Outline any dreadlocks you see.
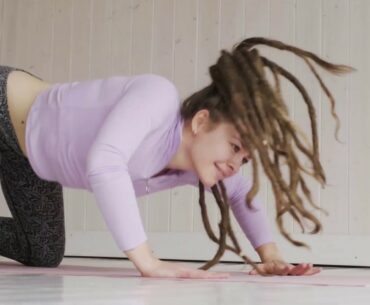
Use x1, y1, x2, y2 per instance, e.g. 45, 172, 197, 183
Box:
180, 37, 354, 275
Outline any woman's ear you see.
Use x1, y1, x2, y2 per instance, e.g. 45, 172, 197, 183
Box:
191, 109, 210, 135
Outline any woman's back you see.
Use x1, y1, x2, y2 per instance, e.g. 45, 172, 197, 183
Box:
24, 73, 182, 191
6, 70, 51, 158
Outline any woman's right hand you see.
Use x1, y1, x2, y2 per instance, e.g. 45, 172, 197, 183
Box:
125, 241, 230, 279
141, 258, 230, 279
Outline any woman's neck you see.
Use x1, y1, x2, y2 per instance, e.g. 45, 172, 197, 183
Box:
166, 119, 194, 172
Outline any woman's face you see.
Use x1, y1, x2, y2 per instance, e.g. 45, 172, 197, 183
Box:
189, 110, 250, 187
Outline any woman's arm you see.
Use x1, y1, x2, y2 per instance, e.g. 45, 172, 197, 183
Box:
216, 172, 321, 276
86, 75, 229, 279
125, 241, 230, 278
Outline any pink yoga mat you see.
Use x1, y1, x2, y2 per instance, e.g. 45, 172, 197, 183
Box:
0, 261, 369, 287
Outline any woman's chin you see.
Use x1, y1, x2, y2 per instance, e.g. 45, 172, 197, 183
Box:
201, 175, 219, 188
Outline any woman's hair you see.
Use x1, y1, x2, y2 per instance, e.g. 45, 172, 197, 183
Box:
180, 37, 354, 274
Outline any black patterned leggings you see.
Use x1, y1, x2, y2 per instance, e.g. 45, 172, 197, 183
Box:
0, 65, 65, 267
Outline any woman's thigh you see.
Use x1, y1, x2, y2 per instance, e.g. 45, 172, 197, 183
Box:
0, 148, 66, 266
0, 65, 65, 266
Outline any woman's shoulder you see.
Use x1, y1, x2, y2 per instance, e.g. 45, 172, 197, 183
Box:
124, 73, 181, 124
128, 73, 178, 94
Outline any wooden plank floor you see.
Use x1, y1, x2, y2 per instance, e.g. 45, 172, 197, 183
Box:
1, 256, 370, 304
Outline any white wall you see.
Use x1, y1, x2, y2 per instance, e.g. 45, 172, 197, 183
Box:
0, 0, 369, 266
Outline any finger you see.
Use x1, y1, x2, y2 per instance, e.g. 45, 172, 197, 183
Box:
288, 263, 309, 276
266, 261, 290, 276
300, 263, 316, 275
290, 264, 322, 276
248, 265, 265, 275
302, 266, 322, 276
276, 265, 291, 276
298, 263, 317, 275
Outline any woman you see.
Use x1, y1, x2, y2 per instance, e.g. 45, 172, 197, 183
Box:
0, 37, 352, 278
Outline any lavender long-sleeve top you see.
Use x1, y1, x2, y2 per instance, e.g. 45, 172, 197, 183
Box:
25, 73, 274, 252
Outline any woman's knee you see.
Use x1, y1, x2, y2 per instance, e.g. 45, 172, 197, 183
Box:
23, 242, 65, 268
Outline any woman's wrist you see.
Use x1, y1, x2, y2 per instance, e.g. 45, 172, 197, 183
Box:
124, 241, 159, 274
255, 242, 284, 263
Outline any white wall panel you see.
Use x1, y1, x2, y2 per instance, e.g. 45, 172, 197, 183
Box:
0, 0, 369, 266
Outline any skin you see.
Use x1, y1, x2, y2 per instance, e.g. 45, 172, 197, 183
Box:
165, 109, 250, 188
166, 109, 321, 276
6, 70, 52, 158
7, 72, 320, 276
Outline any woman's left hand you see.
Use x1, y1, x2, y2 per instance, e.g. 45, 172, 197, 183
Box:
248, 260, 322, 276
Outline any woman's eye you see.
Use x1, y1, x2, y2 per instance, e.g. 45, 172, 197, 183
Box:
231, 143, 240, 153
242, 158, 249, 164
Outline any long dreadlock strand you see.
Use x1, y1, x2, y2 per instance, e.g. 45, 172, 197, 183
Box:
179, 36, 353, 274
